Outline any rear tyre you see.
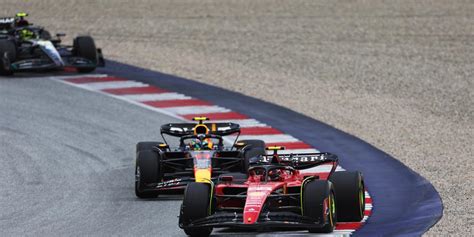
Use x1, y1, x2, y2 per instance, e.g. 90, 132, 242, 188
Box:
135, 150, 162, 198
73, 36, 97, 73
238, 139, 266, 172
179, 182, 213, 237
329, 171, 365, 221
303, 180, 336, 233
0, 40, 16, 76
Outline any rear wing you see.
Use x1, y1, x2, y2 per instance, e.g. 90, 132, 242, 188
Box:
0, 17, 14, 31
280, 152, 338, 169
265, 146, 338, 170
160, 122, 240, 137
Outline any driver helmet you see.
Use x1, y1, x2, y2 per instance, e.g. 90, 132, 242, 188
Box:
19, 28, 35, 40
189, 138, 213, 150
15, 12, 30, 27
268, 169, 283, 181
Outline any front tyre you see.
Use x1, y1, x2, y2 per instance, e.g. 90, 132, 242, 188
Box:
179, 182, 213, 237
0, 40, 16, 76
135, 150, 162, 198
303, 179, 337, 233
73, 36, 98, 73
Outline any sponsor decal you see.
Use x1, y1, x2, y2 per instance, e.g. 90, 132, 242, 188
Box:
156, 178, 182, 188
0, 18, 14, 23
279, 153, 328, 162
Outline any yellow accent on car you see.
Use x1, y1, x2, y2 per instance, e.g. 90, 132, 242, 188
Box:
193, 124, 209, 135
16, 12, 28, 17
266, 146, 285, 150
192, 117, 209, 124
328, 195, 335, 226
195, 169, 211, 183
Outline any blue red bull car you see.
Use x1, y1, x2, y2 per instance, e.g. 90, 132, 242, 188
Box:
135, 117, 266, 198
178, 147, 366, 236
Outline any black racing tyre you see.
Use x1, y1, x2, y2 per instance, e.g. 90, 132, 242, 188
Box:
329, 171, 365, 222
135, 150, 162, 198
73, 36, 97, 73
303, 179, 336, 233
179, 182, 213, 237
238, 139, 266, 172
0, 40, 16, 76
136, 141, 164, 153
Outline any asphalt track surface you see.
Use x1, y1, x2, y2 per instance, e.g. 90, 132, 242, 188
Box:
0, 78, 186, 236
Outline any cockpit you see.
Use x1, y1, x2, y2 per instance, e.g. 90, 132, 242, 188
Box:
248, 165, 296, 182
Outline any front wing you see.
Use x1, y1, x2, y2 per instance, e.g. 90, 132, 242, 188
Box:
10, 48, 105, 71
180, 211, 326, 229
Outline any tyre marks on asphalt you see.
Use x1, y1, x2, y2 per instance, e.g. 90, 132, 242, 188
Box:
53, 74, 373, 234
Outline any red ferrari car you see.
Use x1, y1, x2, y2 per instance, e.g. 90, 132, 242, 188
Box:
179, 147, 365, 236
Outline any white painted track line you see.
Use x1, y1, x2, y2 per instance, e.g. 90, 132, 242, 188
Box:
80, 81, 148, 90
122, 92, 191, 102
302, 165, 345, 173
162, 105, 231, 115
232, 134, 299, 143
211, 119, 267, 127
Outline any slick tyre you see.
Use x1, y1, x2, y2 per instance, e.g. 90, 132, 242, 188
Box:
238, 139, 266, 172
179, 182, 213, 237
303, 180, 336, 233
0, 40, 16, 76
135, 150, 162, 198
329, 171, 365, 221
73, 36, 97, 73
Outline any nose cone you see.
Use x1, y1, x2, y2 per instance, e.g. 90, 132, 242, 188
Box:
243, 184, 278, 225
243, 206, 260, 224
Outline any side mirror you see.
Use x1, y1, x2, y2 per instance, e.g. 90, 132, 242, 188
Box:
157, 143, 169, 150
234, 142, 246, 149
